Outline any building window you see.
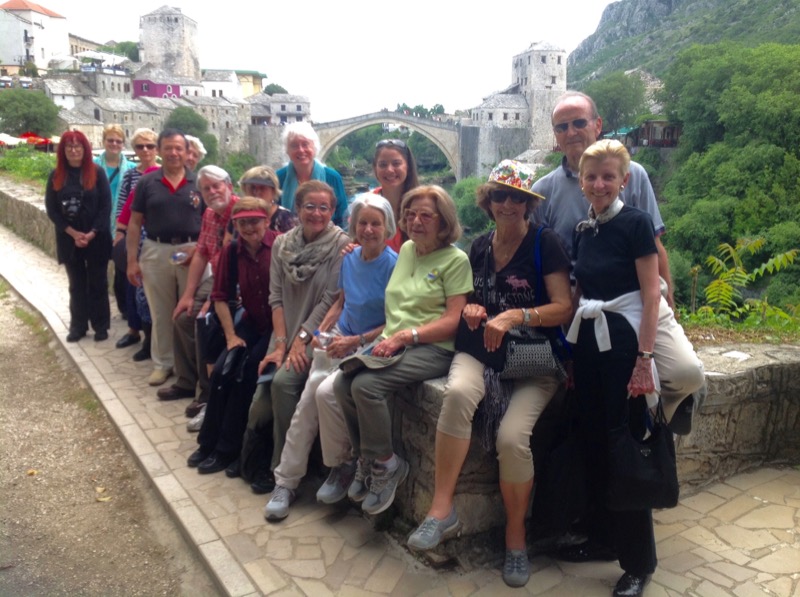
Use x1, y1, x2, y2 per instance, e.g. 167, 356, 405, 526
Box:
528, 56, 530, 65
296, 105, 301, 111
142, 83, 149, 92
212, 90, 216, 97
102, 81, 106, 91
280, 115, 287, 123
503, 113, 508, 121
167, 85, 172, 93
541, 55, 546, 64
515, 113, 520, 120
225, 121, 229, 128
94, 108, 101, 120
558, 56, 562, 65
219, 90, 223, 97
488, 113, 493, 121
124, 83, 130, 92
194, 90, 198, 96
551, 76, 556, 85
296, 116, 302, 122
524, 77, 528, 85
281, 104, 286, 111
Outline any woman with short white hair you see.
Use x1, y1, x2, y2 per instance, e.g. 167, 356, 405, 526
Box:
277, 122, 348, 228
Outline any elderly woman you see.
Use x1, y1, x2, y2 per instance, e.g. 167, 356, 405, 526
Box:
334, 185, 473, 516
264, 194, 398, 521
187, 197, 278, 474
277, 122, 348, 228
566, 140, 660, 597
371, 139, 419, 251
45, 131, 112, 342
239, 166, 297, 232
95, 124, 135, 316
407, 161, 572, 587
185, 135, 206, 171
114, 128, 159, 359
242, 180, 350, 494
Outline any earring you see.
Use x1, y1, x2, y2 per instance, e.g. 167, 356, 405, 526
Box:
620, 185, 625, 190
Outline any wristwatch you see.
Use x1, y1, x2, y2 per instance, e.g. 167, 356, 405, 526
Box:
359, 334, 367, 347
521, 308, 531, 324
298, 329, 311, 344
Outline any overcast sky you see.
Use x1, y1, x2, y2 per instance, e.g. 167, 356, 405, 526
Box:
47, 0, 615, 121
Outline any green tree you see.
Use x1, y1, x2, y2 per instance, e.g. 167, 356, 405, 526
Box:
0, 89, 59, 136
264, 83, 288, 95
164, 107, 208, 137
450, 177, 489, 235
583, 71, 646, 132
223, 152, 257, 189
98, 41, 139, 62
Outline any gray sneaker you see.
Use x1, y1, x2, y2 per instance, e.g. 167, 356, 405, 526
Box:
264, 485, 295, 522
407, 507, 461, 551
347, 458, 372, 503
317, 460, 356, 504
362, 456, 409, 515
186, 404, 206, 432
503, 549, 530, 588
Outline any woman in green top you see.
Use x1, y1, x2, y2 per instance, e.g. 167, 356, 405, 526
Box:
334, 185, 473, 516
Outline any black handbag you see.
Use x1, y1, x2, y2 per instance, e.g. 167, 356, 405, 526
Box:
606, 396, 679, 511
454, 226, 568, 381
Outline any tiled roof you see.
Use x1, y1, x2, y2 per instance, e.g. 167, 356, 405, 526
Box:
44, 78, 96, 97
58, 108, 98, 125
202, 70, 236, 82
139, 97, 191, 109
89, 98, 158, 114
134, 65, 201, 86
475, 93, 529, 110
247, 93, 309, 105
0, 0, 64, 18
183, 96, 237, 107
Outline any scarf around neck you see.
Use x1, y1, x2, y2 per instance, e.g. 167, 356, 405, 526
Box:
277, 221, 347, 284
280, 159, 328, 211
575, 197, 624, 236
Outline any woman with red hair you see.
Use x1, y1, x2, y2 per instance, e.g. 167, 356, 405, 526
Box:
45, 130, 113, 342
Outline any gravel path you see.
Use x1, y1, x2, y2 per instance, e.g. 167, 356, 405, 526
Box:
0, 281, 217, 596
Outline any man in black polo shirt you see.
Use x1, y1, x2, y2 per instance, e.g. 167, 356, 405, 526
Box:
126, 129, 204, 386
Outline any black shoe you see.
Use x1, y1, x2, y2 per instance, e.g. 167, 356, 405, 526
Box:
185, 399, 205, 418
156, 385, 195, 401
251, 470, 276, 494
132, 343, 151, 362
225, 458, 241, 478
115, 333, 141, 349
197, 451, 236, 475
66, 330, 86, 342
613, 573, 652, 597
668, 395, 695, 435
557, 541, 618, 563
187, 447, 211, 468
94, 330, 109, 342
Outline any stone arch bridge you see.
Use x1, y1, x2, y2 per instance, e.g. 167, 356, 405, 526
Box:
314, 112, 463, 178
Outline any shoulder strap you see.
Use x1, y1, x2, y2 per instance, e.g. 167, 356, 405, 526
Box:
228, 239, 239, 303
534, 225, 545, 306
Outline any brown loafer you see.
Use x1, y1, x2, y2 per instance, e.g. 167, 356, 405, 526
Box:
185, 398, 205, 418
156, 384, 195, 401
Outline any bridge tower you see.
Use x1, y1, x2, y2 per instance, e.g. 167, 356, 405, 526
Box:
139, 6, 201, 81
512, 41, 567, 152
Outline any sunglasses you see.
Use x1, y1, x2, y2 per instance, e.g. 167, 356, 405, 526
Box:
489, 190, 529, 204
135, 143, 157, 150
403, 209, 439, 224
553, 118, 590, 134
376, 139, 407, 150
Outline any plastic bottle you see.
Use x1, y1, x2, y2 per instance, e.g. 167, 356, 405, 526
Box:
314, 330, 333, 349
169, 251, 188, 265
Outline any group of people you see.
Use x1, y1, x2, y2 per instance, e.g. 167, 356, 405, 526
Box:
45, 94, 704, 596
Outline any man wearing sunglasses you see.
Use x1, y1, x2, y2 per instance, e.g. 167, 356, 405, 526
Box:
532, 92, 705, 564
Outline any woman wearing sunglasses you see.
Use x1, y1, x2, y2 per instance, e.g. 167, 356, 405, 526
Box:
407, 161, 572, 588
334, 185, 472, 516
113, 128, 160, 359
371, 139, 419, 251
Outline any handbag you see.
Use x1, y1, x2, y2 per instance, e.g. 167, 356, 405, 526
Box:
454, 226, 568, 381
606, 395, 679, 511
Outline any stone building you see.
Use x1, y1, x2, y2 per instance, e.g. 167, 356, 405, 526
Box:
183, 95, 250, 153
132, 64, 203, 99
72, 97, 160, 140
138, 6, 200, 82
202, 69, 241, 100
464, 41, 567, 176
43, 77, 96, 109
247, 93, 311, 125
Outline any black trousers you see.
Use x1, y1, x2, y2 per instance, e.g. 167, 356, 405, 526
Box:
572, 315, 657, 576
63, 248, 110, 334
198, 319, 269, 457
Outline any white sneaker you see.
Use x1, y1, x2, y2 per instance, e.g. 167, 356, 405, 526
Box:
316, 460, 356, 504
147, 367, 173, 386
264, 485, 295, 522
186, 404, 206, 432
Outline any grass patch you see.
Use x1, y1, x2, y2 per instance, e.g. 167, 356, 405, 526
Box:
13, 304, 50, 344
0, 278, 9, 299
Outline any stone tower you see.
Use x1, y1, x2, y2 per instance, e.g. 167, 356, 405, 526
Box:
139, 6, 200, 81
512, 41, 567, 152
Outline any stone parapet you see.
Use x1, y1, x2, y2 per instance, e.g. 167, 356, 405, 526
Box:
0, 179, 55, 259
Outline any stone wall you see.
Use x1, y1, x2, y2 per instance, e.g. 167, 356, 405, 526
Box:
0, 179, 55, 259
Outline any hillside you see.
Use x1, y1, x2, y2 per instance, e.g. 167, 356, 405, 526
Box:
568, 0, 800, 86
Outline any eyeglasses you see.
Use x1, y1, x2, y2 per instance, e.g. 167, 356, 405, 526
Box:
105, 138, 124, 145
302, 203, 331, 214
235, 217, 267, 227
489, 190, 528, 204
553, 118, 590, 134
403, 209, 439, 224
64, 144, 84, 152
135, 143, 157, 150
376, 139, 407, 150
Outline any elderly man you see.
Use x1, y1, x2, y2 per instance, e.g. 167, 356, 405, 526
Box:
156, 166, 239, 413
127, 129, 204, 386
532, 92, 704, 571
